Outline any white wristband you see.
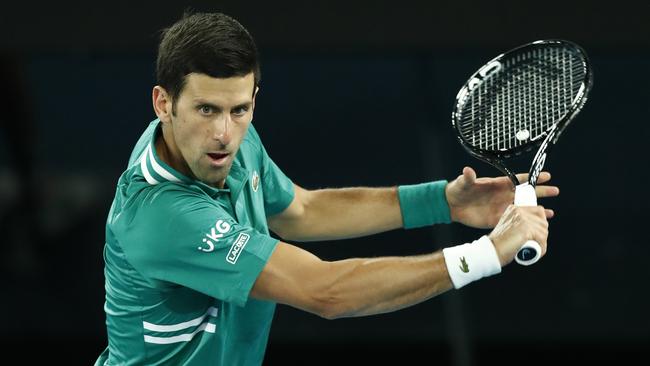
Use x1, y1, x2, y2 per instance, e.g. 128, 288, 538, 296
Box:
442, 236, 502, 289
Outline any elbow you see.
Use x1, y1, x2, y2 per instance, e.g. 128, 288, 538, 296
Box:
268, 211, 307, 243
268, 186, 313, 241
269, 226, 291, 241
271, 226, 303, 243
312, 301, 349, 320
314, 304, 346, 320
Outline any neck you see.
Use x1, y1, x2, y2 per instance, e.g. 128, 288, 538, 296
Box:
155, 124, 192, 178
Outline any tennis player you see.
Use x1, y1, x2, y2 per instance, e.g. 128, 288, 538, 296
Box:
94, 12, 558, 366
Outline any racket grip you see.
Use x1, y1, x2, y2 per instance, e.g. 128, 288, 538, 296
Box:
513, 183, 541, 266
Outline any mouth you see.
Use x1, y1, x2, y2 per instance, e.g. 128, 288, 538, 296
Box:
206, 152, 230, 166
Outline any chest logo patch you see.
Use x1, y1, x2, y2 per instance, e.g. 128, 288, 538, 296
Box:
198, 220, 231, 253
251, 170, 260, 192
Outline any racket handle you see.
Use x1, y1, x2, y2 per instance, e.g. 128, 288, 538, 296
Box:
513, 183, 542, 266
515, 240, 542, 266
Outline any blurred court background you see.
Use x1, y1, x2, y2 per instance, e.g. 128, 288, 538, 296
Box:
0, 1, 648, 364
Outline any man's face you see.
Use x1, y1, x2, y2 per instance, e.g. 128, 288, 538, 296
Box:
162, 72, 256, 188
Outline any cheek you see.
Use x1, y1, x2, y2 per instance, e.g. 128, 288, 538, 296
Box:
230, 123, 249, 147
236, 119, 251, 137
174, 120, 204, 156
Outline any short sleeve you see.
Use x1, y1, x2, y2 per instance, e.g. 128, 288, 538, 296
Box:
124, 185, 279, 307
247, 125, 295, 216
261, 149, 294, 216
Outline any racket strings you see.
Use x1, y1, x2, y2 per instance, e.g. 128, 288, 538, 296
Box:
458, 45, 586, 153
471, 50, 571, 147
465, 48, 579, 149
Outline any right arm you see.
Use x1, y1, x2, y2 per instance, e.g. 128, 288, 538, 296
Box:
251, 204, 549, 319
251, 242, 453, 319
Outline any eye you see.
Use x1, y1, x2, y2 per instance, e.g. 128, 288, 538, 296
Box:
198, 105, 214, 115
232, 106, 249, 116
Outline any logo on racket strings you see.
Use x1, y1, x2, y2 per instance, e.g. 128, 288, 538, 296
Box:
469, 60, 502, 90
456, 60, 502, 110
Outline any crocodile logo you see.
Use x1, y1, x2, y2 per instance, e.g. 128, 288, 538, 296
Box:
251, 171, 260, 192
459, 257, 469, 273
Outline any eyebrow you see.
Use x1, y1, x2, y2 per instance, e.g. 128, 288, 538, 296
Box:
193, 99, 252, 111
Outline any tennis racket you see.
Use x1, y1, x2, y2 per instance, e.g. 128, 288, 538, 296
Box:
452, 39, 593, 266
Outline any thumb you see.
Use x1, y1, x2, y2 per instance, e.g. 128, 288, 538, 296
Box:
461, 166, 477, 187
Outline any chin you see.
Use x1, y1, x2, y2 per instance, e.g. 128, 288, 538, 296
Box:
204, 173, 229, 188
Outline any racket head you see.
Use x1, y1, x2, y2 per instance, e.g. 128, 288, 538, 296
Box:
451, 40, 593, 178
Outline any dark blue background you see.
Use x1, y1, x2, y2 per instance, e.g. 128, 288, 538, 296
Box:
0, 1, 648, 364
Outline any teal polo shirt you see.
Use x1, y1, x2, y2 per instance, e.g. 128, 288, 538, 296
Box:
95, 119, 294, 365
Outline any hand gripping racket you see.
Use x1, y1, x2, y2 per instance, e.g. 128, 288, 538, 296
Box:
452, 39, 593, 266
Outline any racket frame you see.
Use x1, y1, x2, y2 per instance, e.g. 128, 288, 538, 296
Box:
451, 39, 593, 187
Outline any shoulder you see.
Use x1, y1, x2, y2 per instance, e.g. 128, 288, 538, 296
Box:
138, 182, 221, 217
112, 182, 235, 257
112, 181, 226, 235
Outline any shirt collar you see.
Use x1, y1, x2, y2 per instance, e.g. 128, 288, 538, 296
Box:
139, 121, 249, 196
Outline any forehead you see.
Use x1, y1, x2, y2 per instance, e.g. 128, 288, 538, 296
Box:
180, 73, 255, 104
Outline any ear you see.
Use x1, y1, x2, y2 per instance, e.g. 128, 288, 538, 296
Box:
252, 86, 259, 111
152, 86, 173, 124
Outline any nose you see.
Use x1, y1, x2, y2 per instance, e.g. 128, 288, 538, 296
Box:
212, 115, 232, 146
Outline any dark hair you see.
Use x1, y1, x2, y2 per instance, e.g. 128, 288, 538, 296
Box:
156, 12, 260, 111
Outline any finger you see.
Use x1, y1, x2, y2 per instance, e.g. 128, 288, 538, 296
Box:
514, 171, 552, 184
535, 185, 560, 198
519, 206, 547, 220
545, 208, 554, 219
462, 166, 476, 187
514, 172, 528, 184
536, 171, 552, 184
535, 205, 547, 219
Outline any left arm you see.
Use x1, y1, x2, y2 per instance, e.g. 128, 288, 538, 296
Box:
267, 184, 403, 242
268, 167, 560, 242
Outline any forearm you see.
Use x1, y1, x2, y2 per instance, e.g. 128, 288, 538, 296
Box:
278, 187, 403, 241
252, 240, 499, 319
320, 251, 453, 318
